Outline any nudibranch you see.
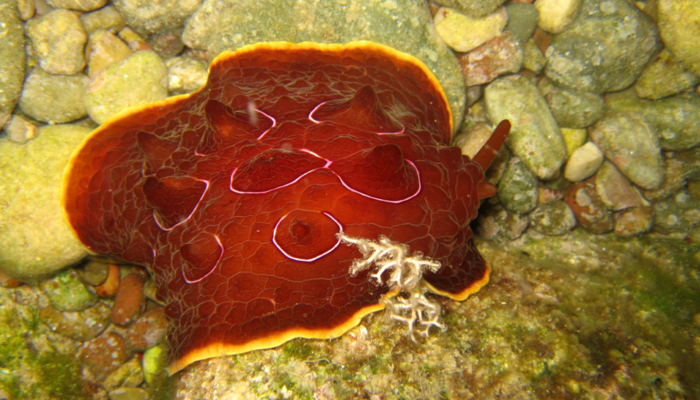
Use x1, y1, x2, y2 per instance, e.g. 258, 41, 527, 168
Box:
62, 41, 510, 373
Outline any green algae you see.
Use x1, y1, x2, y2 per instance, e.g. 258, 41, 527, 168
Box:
0, 290, 91, 400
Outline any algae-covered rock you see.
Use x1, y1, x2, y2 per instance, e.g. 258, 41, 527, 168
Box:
434, 0, 506, 17
504, 3, 538, 43
0, 0, 26, 130
485, 75, 567, 179
85, 50, 168, 125
0, 124, 91, 281
45, 0, 107, 11
497, 157, 539, 213
545, 0, 660, 94
182, 0, 466, 132
40, 269, 97, 312
18, 68, 88, 123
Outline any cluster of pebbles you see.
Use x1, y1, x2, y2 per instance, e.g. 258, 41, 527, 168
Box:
436, 0, 700, 241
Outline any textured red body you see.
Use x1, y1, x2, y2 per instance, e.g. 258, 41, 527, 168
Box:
63, 42, 506, 372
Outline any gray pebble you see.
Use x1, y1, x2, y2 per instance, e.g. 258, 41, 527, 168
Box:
113, 0, 202, 37
653, 189, 700, 234
18, 68, 88, 123
505, 3, 539, 42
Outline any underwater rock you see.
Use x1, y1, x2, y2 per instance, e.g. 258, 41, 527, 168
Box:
26, 9, 87, 75
497, 157, 539, 214
0, 124, 90, 281
0, 0, 25, 130
18, 68, 88, 123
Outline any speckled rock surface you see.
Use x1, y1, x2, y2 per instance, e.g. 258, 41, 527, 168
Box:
0, 124, 90, 281
658, 0, 700, 76
459, 31, 523, 87
595, 161, 645, 211
26, 9, 87, 75
564, 179, 613, 233
497, 157, 538, 213
485, 75, 567, 179
166, 57, 207, 94
182, 0, 466, 132
112, 0, 202, 38
544, 0, 660, 94
0, 0, 26, 130
18, 68, 88, 123
79, 331, 128, 380
589, 112, 665, 190
40, 269, 97, 312
529, 200, 576, 235
85, 50, 168, 124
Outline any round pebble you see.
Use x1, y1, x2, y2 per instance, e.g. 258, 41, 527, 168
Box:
26, 9, 87, 75
18, 68, 88, 123
529, 200, 577, 235
3, 115, 37, 144
79, 331, 128, 380
80, 5, 126, 34
504, 3, 538, 43
83, 260, 111, 286
111, 273, 146, 327
434, 0, 506, 17
564, 142, 604, 182
589, 112, 665, 190
523, 39, 546, 74
142, 344, 169, 386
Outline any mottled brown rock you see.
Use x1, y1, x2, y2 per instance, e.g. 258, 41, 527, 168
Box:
614, 206, 654, 236
79, 332, 128, 380
111, 273, 145, 326
564, 179, 613, 233
459, 31, 524, 87
118, 306, 168, 352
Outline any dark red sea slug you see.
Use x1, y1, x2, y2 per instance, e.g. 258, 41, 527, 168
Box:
62, 41, 510, 372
